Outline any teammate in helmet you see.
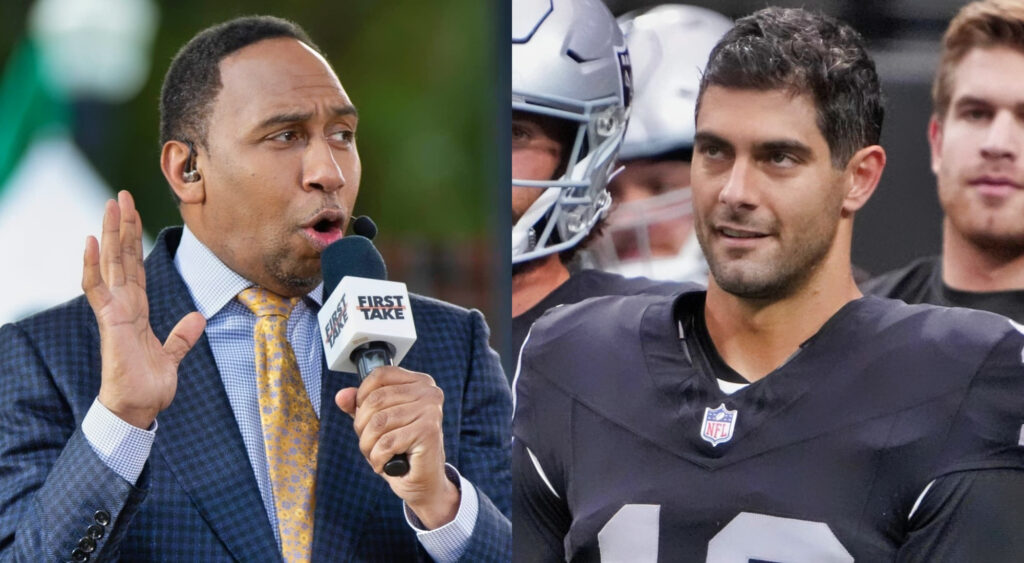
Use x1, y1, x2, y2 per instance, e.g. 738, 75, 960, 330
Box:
511, 0, 678, 366
590, 4, 732, 284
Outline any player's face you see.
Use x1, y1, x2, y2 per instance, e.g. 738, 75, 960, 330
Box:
692, 86, 846, 298
931, 46, 1024, 252
190, 37, 360, 297
607, 159, 693, 259
512, 111, 569, 222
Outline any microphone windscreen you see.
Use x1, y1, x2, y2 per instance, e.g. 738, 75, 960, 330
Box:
352, 215, 378, 240
321, 236, 387, 296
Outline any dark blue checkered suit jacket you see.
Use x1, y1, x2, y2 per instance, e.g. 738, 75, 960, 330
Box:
0, 228, 511, 562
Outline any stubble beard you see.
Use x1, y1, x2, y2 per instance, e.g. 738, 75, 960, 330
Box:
699, 214, 838, 301
265, 247, 322, 296
945, 196, 1024, 259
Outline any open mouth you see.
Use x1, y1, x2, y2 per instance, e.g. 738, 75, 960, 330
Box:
719, 227, 766, 239
312, 217, 341, 233
302, 209, 346, 250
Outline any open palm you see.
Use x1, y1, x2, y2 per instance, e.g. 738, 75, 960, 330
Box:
82, 191, 206, 428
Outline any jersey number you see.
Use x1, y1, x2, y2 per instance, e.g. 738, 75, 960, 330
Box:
598, 506, 854, 562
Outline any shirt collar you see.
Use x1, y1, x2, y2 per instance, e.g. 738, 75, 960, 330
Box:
173, 226, 323, 319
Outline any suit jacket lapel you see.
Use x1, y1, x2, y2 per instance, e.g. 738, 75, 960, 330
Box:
145, 228, 281, 562
311, 366, 390, 560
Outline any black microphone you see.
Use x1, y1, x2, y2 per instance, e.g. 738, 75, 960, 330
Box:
322, 235, 386, 295
319, 236, 414, 477
351, 215, 378, 240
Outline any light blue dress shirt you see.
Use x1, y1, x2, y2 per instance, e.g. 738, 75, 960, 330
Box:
81, 226, 477, 561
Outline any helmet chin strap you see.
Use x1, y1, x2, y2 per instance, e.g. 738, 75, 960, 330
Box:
608, 163, 626, 183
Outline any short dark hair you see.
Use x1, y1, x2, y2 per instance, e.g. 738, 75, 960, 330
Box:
159, 15, 320, 150
697, 7, 884, 168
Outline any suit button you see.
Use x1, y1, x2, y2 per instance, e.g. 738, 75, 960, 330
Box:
71, 547, 88, 562
93, 510, 110, 526
86, 524, 104, 540
78, 536, 96, 553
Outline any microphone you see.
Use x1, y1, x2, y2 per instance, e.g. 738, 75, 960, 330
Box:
351, 215, 378, 240
318, 235, 417, 476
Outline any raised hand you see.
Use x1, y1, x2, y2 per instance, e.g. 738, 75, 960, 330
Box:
82, 191, 206, 428
335, 366, 461, 529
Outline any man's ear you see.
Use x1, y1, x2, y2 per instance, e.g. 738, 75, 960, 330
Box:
927, 114, 944, 177
160, 140, 205, 204
841, 144, 887, 214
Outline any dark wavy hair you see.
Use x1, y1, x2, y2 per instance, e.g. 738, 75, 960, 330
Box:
697, 7, 884, 168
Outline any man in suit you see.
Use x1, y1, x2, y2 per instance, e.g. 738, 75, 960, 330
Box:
0, 16, 510, 562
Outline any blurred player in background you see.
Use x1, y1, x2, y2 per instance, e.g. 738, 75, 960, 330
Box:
590, 4, 732, 284
863, 0, 1024, 322
511, 0, 677, 361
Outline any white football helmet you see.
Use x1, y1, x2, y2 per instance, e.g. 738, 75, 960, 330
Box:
512, 0, 631, 264
592, 4, 732, 282
618, 4, 733, 160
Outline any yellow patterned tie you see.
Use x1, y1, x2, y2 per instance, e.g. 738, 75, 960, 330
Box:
237, 288, 318, 563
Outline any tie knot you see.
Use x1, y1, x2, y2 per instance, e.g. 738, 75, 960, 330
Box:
237, 287, 300, 318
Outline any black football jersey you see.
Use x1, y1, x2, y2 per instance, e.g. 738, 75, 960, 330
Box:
513, 290, 1024, 561
509, 269, 681, 381
862, 256, 1024, 323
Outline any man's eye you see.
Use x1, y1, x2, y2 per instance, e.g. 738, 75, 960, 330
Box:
512, 125, 531, 142
963, 108, 991, 121
768, 152, 797, 167
699, 145, 724, 159
329, 130, 355, 143
272, 130, 300, 142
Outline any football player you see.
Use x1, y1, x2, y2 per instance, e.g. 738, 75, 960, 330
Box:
510, 0, 678, 364
589, 5, 732, 284
863, 0, 1024, 323
513, 6, 1024, 560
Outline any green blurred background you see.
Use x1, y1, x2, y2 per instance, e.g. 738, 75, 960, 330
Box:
0, 0, 506, 348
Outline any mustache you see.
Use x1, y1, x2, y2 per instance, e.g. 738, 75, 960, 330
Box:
703, 208, 776, 234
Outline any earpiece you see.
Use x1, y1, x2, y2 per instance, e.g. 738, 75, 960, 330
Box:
182, 140, 201, 183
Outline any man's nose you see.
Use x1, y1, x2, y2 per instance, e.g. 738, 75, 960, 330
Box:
303, 138, 346, 192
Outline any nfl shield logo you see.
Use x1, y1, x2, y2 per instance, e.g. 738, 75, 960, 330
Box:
701, 403, 738, 446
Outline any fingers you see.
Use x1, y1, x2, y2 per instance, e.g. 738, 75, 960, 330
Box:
85, 191, 148, 316
82, 235, 111, 312
119, 191, 141, 285
336, 388, 358, 417
99, 198, 123, 287
356, 401, 431, 462
134, 206, 147, 291
353, 380, 442, 436
356, 366, 436, 408
348, 369, 445, 475
164, 311, 207, 365
117, 191, 146, 290
97, 190, 146, 290
364, 420, 431, 474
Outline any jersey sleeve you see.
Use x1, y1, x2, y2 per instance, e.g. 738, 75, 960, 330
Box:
512, 326, 573, 562
897, 468, 1024, 561
934, 325, 1024, 476
512, 439, 571, 562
